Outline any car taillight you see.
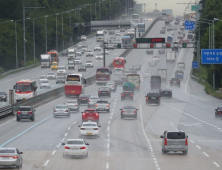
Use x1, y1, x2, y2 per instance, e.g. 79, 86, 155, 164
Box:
130, 94, 133, 97
133, 111, 137, 113
88, 100, 91, 102
17, 111, 21, 114
54, 109, 57, 112
121, 111, 124, 113
94, 128, 98, 130
121, 94, 125, 97
79, 98, 82, 100
96, 113, 99, 117
81, 128, 85, 130
12, 156, 18, 159
107, 91, 110, 93
98, 91, 101, 94
170, 81, 172, 83
75, 104, 78, 106
95, 104, 98, 107
218, 111, 221, 114
158, 97, 161, 100
178, 81, 180, 83
185, 138, 188, 145
64, 146, 70, 149
82, 113, 85, 117
80, 146, 86, 149
65, 109, 68, 112
164, 138, 167, 145
146, 97, 149, 100
107, 104, 109, 107
28, 111, 33, 114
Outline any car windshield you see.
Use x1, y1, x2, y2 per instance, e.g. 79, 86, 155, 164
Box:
19, 107, 31, 111
0, 149, 15, 153
171, 78, 179, 81
82, 123, 97, 127
0, 92, 5, 95
123, 106, 134, 109
55, 105, 67, 109
67, 140, 84, 145
40, 76, 47, 79
97, 100, 108, 104
167, 132, 185, 139
57, 77, 65, 79
90, 96, 99, 100
58, 66, 65, 69
75, 57, 81, 60
86, 61, 92, 63
148, 93, 160, 97
48, 73, 54, 75
78, 65, 85, 68
100, 87, 110, 90
67, 101, 76, 103
41, 80, 49, 83
87, 51, 92, 53
85, 110, 96, 113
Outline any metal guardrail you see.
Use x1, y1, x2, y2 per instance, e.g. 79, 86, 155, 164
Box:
0, 18, 161, 119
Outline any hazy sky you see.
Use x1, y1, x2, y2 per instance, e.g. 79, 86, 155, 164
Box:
136, 0, 198, 16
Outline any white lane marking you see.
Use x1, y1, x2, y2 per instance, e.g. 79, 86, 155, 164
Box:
52, 150, 56, 155
140, 104, 160, 170
107, 143, 110, 148
203, 152, 209, 157
107, 133, 110, 138
0, 118, 16, 127
61, 138, 64, 142
107, 126, 109, 131
68, 127, 71, 130
213, 162, 220, 167
44, 160, 50, 166
196, 145, 201, 149
73, 121, 76, 124
64, 133, 68, 137
175, 128, 178, 131
56, 143, 61, 147
170, 123, 174, 126
107, 151, 110, 156
108, 121, 111, 124
106, 162, 109, 169
190, 140, 194, 143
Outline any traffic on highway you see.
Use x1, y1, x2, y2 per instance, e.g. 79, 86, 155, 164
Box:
0, 10, 222, 170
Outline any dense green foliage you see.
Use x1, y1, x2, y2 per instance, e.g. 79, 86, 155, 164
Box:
198, 0, 222, 89
0, 0, 133, 71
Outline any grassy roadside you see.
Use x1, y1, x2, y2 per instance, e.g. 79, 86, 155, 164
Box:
192, 65, 222, 99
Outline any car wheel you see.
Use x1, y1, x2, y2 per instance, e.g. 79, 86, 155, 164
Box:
135, 115, 137, 119
54, 114, 56, 118
30, 117, 34, 121
85, 152, 88, 157
162, 149, 166, 154
68, 114, 70, 117
109, 95, 111, 98
183, 151, 188, 155
131, 97, 133, 101
107, 109, 110, 113
16, 165, 20, 169
16, 117, 20, 121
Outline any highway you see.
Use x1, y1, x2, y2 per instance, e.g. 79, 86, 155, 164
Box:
0, 18, 222, 170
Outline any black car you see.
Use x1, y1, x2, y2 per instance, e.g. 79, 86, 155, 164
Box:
56, 76, 66, 84
159, 89, 172, 98
121, 91, 133, 101
0, 92, 7, 102
77, 94, 90, 105
170, 78, 180, 87
78, 65, 86, 72
16, 106, 35, 121
215, 107, 222, 118
172, 47, 178, 52
98, 86, 111, 97
145, 92, 161, 105
132, 64, 141, 71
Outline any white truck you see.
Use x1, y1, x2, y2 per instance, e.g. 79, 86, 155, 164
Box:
96, 30, 104, 42
40, 54, 51, 68
158, 69, 167, 82
67, 48, 75, 60
166, 51, 176, 62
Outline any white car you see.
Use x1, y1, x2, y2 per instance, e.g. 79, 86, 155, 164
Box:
79, 121, 101, 137
95, 54, 103, 60
62, 139, 89, 157
57, 66, 66, 75
86, 51, 93, 57
47, 72, 56, 79
81, 45, 88, 51
94, 46, 101, 51
74, 57, 82, 64
81, 35, 86, 41
102, 49, 109, 55
76, 50, 82, 56
143, 70, 152, 78
85, 61, 93, 67
77, 44, 82, 49
113, 68, 124, 74
149, 60, 157, 66
106, 82, 117, 92
66, 100, 79, 112
152, 56, 160, 62
40, 79, 51, 89
115, 32, 120, 36
39, 75, 47, 84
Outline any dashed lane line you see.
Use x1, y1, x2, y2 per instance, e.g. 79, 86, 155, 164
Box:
52, 150, 56, 155
196, 145, 201, 149
43, 160, 50, 166
213, 162, 220, 168
203, 152, 209, 157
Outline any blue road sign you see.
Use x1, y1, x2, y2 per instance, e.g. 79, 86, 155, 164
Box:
201, 49, 222, 64
192, 61, 199, 69
185, 20, 195, 30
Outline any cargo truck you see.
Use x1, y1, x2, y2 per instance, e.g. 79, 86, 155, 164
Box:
40, 54, 51, 68
126, 74, 140, 90
158, 69, 167, 82
150, 76, 161, 90
67, 48, 75, 60
166, 51, 176, 62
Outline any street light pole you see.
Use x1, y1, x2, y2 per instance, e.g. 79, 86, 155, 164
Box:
56, 13, 59, 51
45, 15, 48, 53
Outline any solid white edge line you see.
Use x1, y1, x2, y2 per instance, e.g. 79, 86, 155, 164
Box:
203, 152, 209, 157
44, 160, 50, 166
213, 162, 220, 167
106, 162, 109, 169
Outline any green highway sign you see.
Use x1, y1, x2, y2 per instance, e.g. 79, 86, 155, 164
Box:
191, 5, 198, 11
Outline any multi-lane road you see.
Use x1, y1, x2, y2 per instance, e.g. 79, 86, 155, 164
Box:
0, 18, 222, 170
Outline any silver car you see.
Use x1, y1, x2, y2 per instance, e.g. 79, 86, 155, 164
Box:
74, 57, 82, 64
47, 72, 56, 79
0, 148, 23, 168
39, 75, 47, 84
88, 96, 100, 108
57, 66, 66, 75
66, 100, 79, 112
120, 106, 138, 119
53, 104, 70, 117
106, 82, 117, 92
160, 131, 188, 155
40, 79, 51, 89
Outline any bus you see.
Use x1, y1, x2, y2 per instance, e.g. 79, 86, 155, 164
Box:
14, 79, 37, 102
96, 67, 112, 84
138, 23, 145, 32
113, 57, 126, 74
122, 36, 133, 48
167, 35, 173, 43
96, 30, 104, 42
65, 74, 85, 97
132, 14, 139, 22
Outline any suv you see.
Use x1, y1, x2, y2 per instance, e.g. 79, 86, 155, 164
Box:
16, 106, 36, 121
159, 89, 172, 98
86, 51, 93, 57
95, 100, 110, 113
170, 78, 180, 87
82, 109, 99, 124
78, 94, 90, 105
68, 61, 75, 70
145, 92, 161, 105
160, 131, 188, 155
121, 91, 133, 101
98, 86, 111, 98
